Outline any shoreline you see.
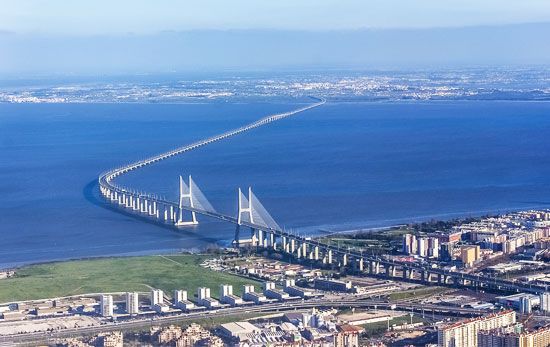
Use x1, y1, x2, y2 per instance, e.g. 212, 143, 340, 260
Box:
2, 204, 547, 271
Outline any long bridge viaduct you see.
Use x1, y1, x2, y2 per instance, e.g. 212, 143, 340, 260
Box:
98, 99, 548, 296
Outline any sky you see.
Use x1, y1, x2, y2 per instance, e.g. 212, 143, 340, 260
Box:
1, 1, 550, 74
3, 0, 550, 34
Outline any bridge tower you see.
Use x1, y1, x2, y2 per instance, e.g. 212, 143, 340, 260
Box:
234, 187, 254, 248
237, 187, 254, 225
176, 175, 198, 226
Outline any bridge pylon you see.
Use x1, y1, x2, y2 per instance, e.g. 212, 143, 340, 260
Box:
237, 187, 254, 225
234, 187, 254, 248
175, 175, 198, 226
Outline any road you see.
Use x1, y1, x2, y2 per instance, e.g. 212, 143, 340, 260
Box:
0, 296, 485, 344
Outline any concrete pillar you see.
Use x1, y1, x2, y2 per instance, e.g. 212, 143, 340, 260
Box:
313, 246, 320, 261
290, 239, 296, 253
169, 206, 175, 222
342, 253, 348, 267
251, 229, 258, 247
257, 229, 264, 247
269, 233, 276, 249
327, 249, 333, 264
358, 258, 364, 272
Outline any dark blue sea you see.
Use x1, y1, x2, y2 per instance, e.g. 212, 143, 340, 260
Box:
1, 100, 550, 267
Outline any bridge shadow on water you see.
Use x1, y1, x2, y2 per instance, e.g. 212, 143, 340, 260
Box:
82, 179, 222, 245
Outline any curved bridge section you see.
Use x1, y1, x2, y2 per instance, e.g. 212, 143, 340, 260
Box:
98, 98, 325, 226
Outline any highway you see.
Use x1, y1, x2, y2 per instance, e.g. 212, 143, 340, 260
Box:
0, 296, 485, 344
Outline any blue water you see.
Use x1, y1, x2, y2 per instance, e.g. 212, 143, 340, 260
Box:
1, 100, 549, 267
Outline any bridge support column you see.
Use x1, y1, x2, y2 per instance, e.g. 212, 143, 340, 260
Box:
257, 229, 264, 247
313, 246, 320, 261
358, 258, 364, 272
282, 236, 289, 253
289, 239, 296, 253
327, 249, 333, 264
169, 206, 175, 222
370, 261, 380, 275
269, 233, 276, 250
250, 229, 258, 247
342, 254, 348, 267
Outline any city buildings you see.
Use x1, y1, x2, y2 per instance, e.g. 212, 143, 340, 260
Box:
197, 287, 219, 309
460, 245, 480, 267
283, 279, 315, 298
541, 292, 550, 313
174, 289, 195, 310
99, 295, 113, 317
151, 289, 164, 306
335, 324, 364, 347
314, 278, 353, 292
219, 284, 243, 306
242, 284, 267, 304
125, 292, 139, 315
477, 325, 550, 347
402, 234, 441, 259
438, 310, 516, 347
263, 281, 290, 301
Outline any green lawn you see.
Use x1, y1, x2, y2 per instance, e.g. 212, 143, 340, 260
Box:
0, 254, 260, 303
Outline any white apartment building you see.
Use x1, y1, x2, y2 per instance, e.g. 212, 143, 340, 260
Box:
100, 294, 113, 317
438, 310, 516, 347
126, 292, 139, 314
151, 289, 164, 306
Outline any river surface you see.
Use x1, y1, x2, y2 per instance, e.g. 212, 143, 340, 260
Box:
1, 100, 549, 267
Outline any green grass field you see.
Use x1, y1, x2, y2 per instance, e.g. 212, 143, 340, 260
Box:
0, 254, 260, 303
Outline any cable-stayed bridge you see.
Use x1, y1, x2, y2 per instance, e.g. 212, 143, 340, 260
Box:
98, 98, 548, 296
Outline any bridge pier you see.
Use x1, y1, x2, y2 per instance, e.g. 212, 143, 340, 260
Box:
357, 258, 364, 272
269, 232, 276, 249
